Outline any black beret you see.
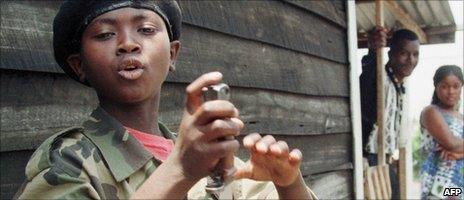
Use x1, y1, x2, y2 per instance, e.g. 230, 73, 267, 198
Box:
53, 0, 182, 84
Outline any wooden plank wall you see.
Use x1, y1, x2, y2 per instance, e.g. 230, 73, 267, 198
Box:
0, 1, 351, 199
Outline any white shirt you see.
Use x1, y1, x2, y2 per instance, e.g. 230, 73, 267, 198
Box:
365, 66, 405, 154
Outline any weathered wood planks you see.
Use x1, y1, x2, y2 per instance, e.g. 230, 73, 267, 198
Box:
307, 169, 353, 199
1, 71, 350, 151
282, 0, 347, 28
173, 25, 349, 97
179, 0, 347, 63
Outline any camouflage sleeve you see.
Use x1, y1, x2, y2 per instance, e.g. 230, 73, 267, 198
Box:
16, 129, 102, 199
187, 157, 318, 199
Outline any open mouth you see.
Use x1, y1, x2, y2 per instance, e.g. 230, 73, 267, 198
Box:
118, 59, 145, 80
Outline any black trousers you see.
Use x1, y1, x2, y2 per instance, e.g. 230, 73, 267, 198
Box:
365, 153, 400, 199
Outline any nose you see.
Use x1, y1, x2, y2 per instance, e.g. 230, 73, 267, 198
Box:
409, 54, 415, 62
449, 87, 458, 95
408, 54, 417, 66
117, 32, 141, 55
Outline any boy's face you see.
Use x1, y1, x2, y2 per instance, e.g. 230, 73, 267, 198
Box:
68, 8, 180, 104
388, 39, 420, 80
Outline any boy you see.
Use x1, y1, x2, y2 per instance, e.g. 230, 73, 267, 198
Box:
15, 1, 315, 199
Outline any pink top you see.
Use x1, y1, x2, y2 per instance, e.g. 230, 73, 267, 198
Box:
124, 126, 174, 162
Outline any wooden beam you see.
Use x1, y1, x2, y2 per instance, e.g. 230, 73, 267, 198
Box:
384, 1, 428, 43
355, 0, 374, 5
423, 24, 456, 35
375, 0, 386, 166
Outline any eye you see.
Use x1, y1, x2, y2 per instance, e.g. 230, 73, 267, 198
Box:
94, 32, 115, 40
138, 27, 156, 35
399, 51, 408, 57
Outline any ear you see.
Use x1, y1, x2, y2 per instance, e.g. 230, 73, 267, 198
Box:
169, 41, 181, 71
66, 54, 86, 83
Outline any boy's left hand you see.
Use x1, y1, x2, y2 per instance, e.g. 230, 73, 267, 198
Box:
234, 133, 303, 187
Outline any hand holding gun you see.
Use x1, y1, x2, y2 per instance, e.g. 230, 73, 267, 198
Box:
203, 83, 236, 198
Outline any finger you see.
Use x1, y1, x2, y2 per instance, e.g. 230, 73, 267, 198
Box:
444, 152, 450, 160
379, 28, 388, 35
373, 40, 385, 48
386, 29, 393, 38
194, 100, 238, 125
185, 72, 223, 114
207, 139, 240, 159
243, 133, 262, 150
374, 26, 388, 35
200, 118, 244, 141
371, 26, 386, 36
223, 166, 237, 183
269, 141, 289, 157
375, 35, 387, 47
377, 30, 387, 38
289, 149, 303, 166
372, 26, 383, 33
370, 34, 386, 49
447, 152, 457, 160
255, 135, 277, 154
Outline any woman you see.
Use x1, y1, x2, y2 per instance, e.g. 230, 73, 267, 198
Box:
420, 65, 464, 199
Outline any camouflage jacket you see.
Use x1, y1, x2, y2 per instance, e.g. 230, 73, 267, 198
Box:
16, 107, 316, 199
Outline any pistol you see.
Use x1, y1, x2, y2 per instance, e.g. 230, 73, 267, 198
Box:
203, 83, 235, 195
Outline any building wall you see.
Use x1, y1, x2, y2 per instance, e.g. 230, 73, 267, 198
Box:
0, 1, 352, 198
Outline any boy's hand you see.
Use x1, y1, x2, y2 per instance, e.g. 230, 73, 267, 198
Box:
234, 133, 303, 187
368, 26, 389, 51
168, 72, 244, 181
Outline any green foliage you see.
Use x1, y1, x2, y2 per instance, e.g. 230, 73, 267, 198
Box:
412, 127, 424, 181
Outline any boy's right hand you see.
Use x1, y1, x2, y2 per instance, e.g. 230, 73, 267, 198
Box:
168, 72, 244, 181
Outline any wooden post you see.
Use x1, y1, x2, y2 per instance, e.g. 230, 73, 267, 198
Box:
399, 81, 412, 199
399, 147, 407, 199
375, 0, 385, 166
347, 1, 365, 198
375, 1, 391, 199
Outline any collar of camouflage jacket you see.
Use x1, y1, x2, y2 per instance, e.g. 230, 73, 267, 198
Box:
81, 107, 177, 182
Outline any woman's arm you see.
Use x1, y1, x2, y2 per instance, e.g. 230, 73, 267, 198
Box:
438, 146, 464, 160
421, 106, 464, 153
